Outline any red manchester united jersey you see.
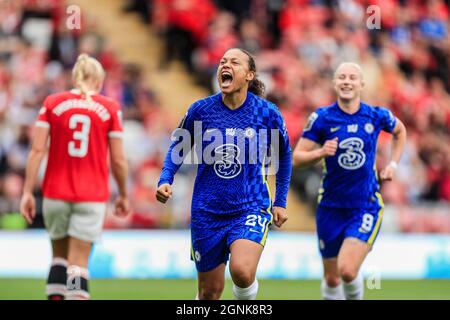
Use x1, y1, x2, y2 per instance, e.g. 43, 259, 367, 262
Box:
36, 89, 123, 202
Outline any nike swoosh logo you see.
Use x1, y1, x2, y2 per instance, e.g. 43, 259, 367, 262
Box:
249, 229, 260, 233
330, 126, 340, 132
205, 129, 217, 133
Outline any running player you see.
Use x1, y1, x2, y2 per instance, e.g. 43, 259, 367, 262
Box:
20, 54, 130, 300
293, 62, 407, 300
156, 48, 292, 300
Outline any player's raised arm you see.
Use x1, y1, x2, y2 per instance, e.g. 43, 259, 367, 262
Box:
380, 118, 407, 181
20, 125, 49, 224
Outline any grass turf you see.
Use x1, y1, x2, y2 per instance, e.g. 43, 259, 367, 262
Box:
0, 279, 449, 300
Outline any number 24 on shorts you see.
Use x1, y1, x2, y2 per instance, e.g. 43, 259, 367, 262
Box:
245, 214, 268, 233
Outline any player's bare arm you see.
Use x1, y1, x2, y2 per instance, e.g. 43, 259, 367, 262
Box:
293, 137, 338, 169
20, 126, 49, 224
380, 118, 407, 181
109, 137, 131, 217
156, 183, 173, 204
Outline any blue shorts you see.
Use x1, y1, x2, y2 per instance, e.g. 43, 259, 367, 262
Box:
190, 209, 273, 272
316, 205, 384, 259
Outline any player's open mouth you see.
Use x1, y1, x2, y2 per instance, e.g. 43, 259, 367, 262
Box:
221, 72, 233, 88
341, 87, 352, 92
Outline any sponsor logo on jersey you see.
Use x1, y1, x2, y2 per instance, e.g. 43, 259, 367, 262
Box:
170, 124, 283, 173
226, 128, 237, 136
347, 124, 358, 133
214, 144, 242, 179
338, 137, 366, 170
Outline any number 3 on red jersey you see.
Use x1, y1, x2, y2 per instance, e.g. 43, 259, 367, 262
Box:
68, 114, 91, 158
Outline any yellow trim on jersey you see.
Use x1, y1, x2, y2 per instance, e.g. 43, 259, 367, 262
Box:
190, 233, 195, 261
260, 207, 273, 246
260, 156, 274, 246
368, 192, 384, 245
261, 156, 273, 210
374, 162, 380, 182
317, 161, 327, 204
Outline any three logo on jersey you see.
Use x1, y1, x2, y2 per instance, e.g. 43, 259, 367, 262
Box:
329, 122, 374, 170
171, 123, 285, 179
214, 144, 242, 179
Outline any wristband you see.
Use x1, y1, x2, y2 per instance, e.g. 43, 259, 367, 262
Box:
388, 161, 398, 170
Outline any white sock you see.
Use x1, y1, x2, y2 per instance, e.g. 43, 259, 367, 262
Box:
343, 273, 364, 300
195, 293, 199, 300
321, 279, 345, 300
232, 279, 259, 300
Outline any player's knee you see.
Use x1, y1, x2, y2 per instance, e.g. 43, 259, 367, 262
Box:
230, 266, 255, 288
339, 265, 359, 283
324, 274, 341, 287
198, 281, 224, 300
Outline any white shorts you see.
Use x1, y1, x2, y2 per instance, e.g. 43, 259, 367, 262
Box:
43, 198, 107, 243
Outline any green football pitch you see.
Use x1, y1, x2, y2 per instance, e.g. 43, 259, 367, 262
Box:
0, 279, 449, 300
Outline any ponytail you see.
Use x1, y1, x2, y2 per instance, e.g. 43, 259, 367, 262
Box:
248, 78, 265, 97
72, 53, 105, 101
74, 54, 90, 100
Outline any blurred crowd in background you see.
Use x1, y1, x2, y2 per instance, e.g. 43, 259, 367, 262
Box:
0, 0, 449, 232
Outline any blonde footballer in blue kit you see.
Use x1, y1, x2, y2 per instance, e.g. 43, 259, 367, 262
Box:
293, 62, 407, 300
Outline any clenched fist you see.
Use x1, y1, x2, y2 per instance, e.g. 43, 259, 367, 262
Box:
320, 137, 338, 157
273, 206, 288, 228
380, 163, 396, 181
156, 183, 173, 204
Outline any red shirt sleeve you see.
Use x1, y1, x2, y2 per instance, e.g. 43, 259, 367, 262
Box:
35, 97, 52, 129
108, 101, 123, 138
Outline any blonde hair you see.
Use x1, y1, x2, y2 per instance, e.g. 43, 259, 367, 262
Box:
72, 53, 105, 101
334, 62, 364, 82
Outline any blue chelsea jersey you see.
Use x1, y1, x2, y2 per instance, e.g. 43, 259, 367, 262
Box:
302, 102, 397, 209
159, 92, 292, 215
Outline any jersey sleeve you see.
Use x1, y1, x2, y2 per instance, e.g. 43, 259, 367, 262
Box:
108, 102, 124, 139
35, 97, 52, 129
377, 107, 397, 133
301, 111, 324, 144
158, 103, 197, 187
271, 107, 292, 209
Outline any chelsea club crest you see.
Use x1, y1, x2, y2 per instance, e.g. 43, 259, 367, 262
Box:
364, 123, 374, 134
